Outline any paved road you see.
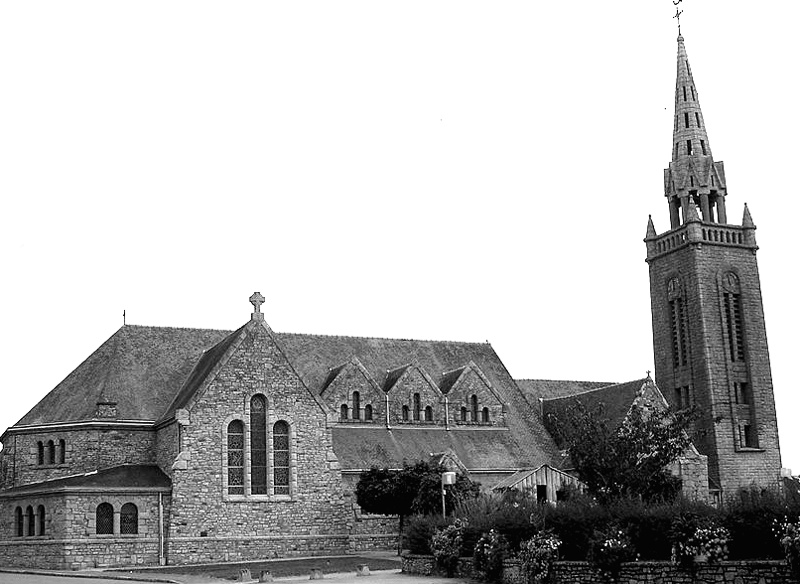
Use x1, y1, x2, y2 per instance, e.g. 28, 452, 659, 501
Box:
0, 570, 467, 584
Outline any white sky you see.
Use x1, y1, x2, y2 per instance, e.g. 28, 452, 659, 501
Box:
1, 1, 798, 474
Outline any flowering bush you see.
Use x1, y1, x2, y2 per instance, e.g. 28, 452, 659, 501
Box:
589, 528, 636, 582
671, 515, 729, 567
773, 517, 800, 577
431, 518, 467, 576
518, 531, 562, 584
473, 529, 508, 582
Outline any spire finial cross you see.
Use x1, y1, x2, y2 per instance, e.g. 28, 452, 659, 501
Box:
673, 0, 683, 35
249, 291, 265, 314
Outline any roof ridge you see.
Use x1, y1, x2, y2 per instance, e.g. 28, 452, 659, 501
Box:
123, 324, 234, 334
277, 330, 490, 346
541, 378, 647, 402
516, 378, 615, 384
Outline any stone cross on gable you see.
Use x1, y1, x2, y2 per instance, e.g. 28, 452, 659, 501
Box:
250, 292, 265, 320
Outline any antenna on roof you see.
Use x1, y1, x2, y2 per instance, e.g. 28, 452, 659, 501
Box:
123, 310, 126, 326
673, 0, 683, 35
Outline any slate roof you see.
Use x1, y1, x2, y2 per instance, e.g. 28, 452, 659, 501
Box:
540, 378, 648, 447
8, 323, 569, 472
0, 465, 170, 496
515, 379, 616, 401
15, 326, 231, 426
331, 427, 536, 471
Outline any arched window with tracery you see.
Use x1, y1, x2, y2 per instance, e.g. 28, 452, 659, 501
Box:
273, 421, 290, 496
37, 505, 45, 536
47, 440, 55, 465
58, 439, 66, 464
15, 507, 23, 537
25, 505, 34, 537
96, 503, 113, 534
352, 391, 361, 420
227, 420, 245, 495
120, 503, 138, 534
250, 395, 268, 495
470, 395, 479, 422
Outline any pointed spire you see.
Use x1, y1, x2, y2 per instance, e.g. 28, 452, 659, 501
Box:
646, 215, 657, 238
742, 203, 755, 228
664, 34, 728, 227
673, 35, 712, 162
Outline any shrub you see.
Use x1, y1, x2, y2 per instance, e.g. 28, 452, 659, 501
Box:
518, 531, 561, 584
431, 518, 467, 576
473, 529, 508, 582
588, 527, 636, 582
405, 514, 449, 555
773, 517, 800, 579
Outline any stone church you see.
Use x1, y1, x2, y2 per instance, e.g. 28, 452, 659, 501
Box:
0, 33, 783, 570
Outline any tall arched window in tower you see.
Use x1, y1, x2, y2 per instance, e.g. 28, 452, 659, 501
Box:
470, 395, 479, 422
96, 503, 113, 535
722, 272, 745, 362
250, 395, 268, 495
227, 420, 245, 495
352, 391, 361, 420
273, 421, 290, 496
668, 277, 689, 368
120, 503, 138, 534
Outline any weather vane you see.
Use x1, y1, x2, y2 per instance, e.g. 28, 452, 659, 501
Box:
673, 0, 683, 35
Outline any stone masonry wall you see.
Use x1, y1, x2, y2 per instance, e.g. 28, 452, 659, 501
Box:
402, 556, 796, 584
648, 235, 781, 495
3, 427, 156, 488
0, 491, 165, 569
166, 320, 351, 564
323, 361, 385, 426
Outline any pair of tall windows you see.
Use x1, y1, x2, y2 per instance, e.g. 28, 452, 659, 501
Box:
227, 395, 291, 497
95, 502, 138, 535
14, 505, 45, 537
36, 439, 65, 466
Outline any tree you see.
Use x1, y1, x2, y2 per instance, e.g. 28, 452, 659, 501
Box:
355, 460, 480, 553
551, 401, 694, 503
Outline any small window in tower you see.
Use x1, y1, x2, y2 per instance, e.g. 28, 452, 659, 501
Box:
700, 140, 707, 155
695, 112, 701, 127
691, 86, 696, 100
690, 176, 694, 187
684, 112, 689, 129
742, 424, 758, 448
683, 86, 687, 101
686, 140, 693, 155
711, 175, 715, 186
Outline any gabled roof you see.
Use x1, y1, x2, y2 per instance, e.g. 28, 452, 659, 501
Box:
515, 379, 615, 402
14, 325, 231, 426
540, 378, 649, 447
0, 465, 170, 497
491, 464, 579, 491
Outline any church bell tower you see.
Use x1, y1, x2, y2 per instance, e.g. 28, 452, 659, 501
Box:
645, 34, 782, 497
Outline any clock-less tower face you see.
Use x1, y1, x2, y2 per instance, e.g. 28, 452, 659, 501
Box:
644, 35, 782, 498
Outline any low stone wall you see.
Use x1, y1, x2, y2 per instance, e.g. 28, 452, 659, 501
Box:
402, 554, 797, 584
167, 534, 350, 565
0, 537, 160, 570
349, 514, 399, 553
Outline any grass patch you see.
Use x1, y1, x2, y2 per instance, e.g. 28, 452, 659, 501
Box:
118, 555, 401, 580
